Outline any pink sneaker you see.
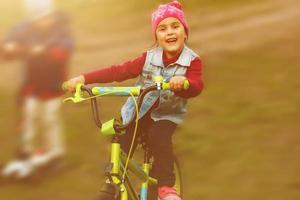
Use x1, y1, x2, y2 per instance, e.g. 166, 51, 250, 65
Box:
158, 186, 182, 200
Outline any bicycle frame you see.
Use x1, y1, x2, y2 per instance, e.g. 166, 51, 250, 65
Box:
110, 141, 158, 200
63, 76, 188, 199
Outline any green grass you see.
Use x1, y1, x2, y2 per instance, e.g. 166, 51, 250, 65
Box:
1, 39, 299, 199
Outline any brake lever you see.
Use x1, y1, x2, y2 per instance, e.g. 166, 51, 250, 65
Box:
63, 83, 86, 103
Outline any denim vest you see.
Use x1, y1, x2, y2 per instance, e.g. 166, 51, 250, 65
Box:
121, 46, 199, 124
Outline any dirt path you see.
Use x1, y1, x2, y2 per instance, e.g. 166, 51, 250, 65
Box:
74, 0, 300, 58
191, 0, 300, 54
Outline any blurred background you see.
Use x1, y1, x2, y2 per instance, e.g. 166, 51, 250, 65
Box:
0, 0, 299, 199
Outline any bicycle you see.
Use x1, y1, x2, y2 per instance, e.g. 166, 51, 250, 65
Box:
63, 76, 188, 200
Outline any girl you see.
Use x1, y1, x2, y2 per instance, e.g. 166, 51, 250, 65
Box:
65, 1, 203, 199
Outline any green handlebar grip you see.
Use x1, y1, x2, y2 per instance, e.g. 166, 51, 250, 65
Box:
183, 80, 190, 90
162, 79, 190, 90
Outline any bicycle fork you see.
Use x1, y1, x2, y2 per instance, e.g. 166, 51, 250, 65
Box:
109, 142, 128, 200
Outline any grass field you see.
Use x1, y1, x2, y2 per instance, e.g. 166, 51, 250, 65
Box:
0, 0, 300, 199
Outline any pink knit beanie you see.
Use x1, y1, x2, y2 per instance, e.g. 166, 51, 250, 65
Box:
152, 1, 189, 35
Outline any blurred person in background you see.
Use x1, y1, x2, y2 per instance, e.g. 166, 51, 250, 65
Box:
0, 0, 73, 179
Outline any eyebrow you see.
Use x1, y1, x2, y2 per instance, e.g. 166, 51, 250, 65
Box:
157, 24, 167, 29
158, 21, 180, 28
171, 22, 181, 26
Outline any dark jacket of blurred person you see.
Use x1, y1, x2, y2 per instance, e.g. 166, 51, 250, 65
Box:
1, 11, 73, 100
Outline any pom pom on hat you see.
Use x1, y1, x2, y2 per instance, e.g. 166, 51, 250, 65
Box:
168, 0, 182, 10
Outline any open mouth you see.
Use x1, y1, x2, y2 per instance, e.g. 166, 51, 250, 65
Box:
166, 38, 177, 44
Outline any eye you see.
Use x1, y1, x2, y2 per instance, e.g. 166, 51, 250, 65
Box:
158, 27, 166, 32
171, 23, 180, 29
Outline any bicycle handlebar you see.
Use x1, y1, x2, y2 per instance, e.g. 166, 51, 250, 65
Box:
63, 78, 189, 133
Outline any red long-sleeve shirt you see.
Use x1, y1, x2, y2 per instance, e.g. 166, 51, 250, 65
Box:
84, 51, 203, 98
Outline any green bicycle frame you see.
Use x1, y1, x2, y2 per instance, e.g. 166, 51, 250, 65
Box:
110, 141, 158, 200
62, 76, 187, 199
110, 142, 128, 199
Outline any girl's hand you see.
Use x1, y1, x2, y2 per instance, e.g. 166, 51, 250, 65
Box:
64, 75, 85, 92
169, 76, 187, 92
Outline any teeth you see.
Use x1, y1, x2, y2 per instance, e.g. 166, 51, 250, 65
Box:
167, 38, 177, 42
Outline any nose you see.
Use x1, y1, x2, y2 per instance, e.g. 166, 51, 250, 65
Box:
166, 27, 174, 35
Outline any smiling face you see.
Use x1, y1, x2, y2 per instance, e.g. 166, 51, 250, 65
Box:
155, 17, 187, 58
